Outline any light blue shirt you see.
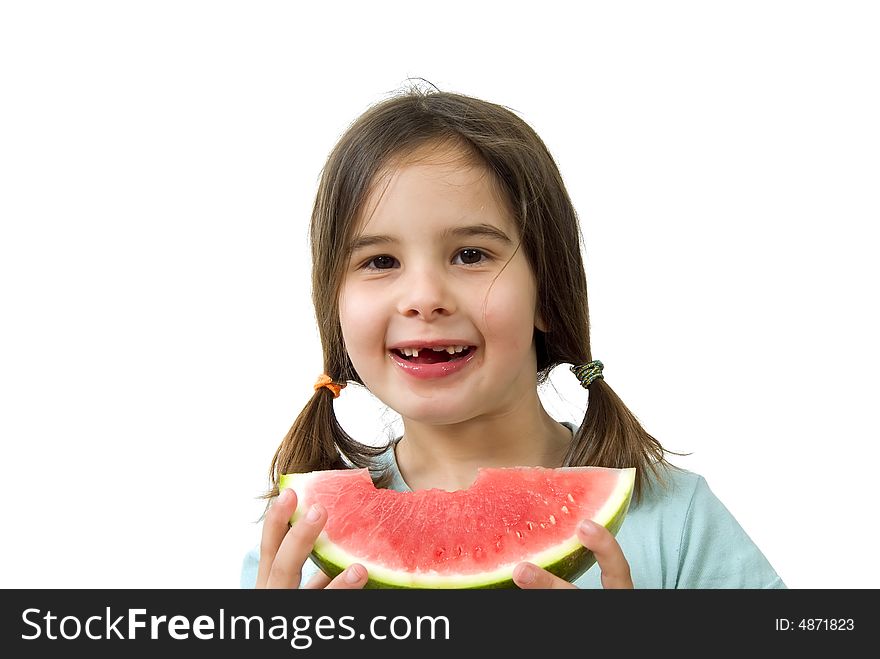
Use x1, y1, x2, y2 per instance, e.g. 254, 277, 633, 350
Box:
241, 422, 785, 589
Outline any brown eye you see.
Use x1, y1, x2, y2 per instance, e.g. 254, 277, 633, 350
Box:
364, 255, 397, 270
456, 249, 487, 265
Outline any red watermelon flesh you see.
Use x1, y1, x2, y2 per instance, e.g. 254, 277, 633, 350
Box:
281, 465, 635, 589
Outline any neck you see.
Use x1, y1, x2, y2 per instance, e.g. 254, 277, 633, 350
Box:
394, 394, 572, 492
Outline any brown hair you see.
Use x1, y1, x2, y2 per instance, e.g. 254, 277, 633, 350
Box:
263, 83, 684, 508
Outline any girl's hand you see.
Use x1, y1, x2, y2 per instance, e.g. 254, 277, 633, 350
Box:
512, 519, 633, 589
255, 488, 369, 589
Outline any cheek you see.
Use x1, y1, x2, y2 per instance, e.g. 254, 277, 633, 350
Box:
480, 284, 539, 351
339, 285, 381, 353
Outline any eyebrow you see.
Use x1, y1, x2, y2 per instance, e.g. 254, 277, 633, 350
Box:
348, 223, 514, 255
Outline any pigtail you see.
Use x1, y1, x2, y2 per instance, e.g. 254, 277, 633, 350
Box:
259, 383, 391, 512
563, 375, 688, 504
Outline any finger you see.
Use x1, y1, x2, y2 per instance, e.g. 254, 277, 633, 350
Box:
512, 562, 577, 589
304, 564, 370, 589
577, 519, 634, 589
302, 569, 333, 590
255, 488, 298, 588
323, 563, 369, 590
265, 502, 327, 589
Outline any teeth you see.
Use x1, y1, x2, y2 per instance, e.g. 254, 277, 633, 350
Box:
399, 345, 469, 357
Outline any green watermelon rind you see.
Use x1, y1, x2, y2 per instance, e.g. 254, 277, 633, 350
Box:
281, 466, 636, 589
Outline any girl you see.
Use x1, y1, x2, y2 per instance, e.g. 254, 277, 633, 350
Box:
242, 87, 784, 590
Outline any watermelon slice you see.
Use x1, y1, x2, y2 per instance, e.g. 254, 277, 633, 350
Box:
281, 465, 636, 589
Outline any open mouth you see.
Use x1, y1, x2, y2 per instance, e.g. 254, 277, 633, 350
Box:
391, 346, 475, 364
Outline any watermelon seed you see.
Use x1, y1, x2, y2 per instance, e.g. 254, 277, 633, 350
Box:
567, 493, 575, 503
561, 506, 569, 514
549, 515, 556, 525
515, 531, 523, 539
456, 545, 464, 557
526, 522, 534, 531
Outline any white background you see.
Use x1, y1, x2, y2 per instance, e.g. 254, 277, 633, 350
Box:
1, 1, 877, 589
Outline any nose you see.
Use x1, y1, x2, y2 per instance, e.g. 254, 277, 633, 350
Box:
395, 262, 457, 320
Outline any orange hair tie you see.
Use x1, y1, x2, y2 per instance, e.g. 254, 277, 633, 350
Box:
313, 374, 346, 399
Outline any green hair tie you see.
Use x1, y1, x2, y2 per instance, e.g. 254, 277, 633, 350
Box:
570, 360, 604, 388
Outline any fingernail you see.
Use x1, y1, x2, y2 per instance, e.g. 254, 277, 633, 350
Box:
345, 565, 364, 584
515, 564, 535, 585
579, 519, 598, 534
306, 504, 322, 522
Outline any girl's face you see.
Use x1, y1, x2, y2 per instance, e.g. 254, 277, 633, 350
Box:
338, 145, 547, 425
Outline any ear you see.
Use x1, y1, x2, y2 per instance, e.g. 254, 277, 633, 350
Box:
534, 308, 549, 332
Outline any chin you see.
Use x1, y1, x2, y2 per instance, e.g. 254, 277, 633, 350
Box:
392, 398, 475, 426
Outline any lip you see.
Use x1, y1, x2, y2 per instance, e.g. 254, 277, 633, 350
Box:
388, 346, 478, 380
